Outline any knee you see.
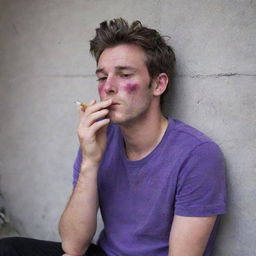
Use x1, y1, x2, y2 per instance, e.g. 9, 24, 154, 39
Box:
0, 237, 19, 255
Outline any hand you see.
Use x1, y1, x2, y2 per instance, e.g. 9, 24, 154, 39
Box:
77, 99, 112, 165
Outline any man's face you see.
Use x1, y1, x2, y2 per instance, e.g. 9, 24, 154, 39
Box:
96, 44, 154, 125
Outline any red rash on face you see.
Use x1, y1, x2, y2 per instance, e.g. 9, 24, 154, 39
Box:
98, 83, 104, 95
124, 82, 138, 94
98, 82, 138, 96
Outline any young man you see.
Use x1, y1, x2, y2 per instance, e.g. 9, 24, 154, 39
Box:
0, 18, 227, 256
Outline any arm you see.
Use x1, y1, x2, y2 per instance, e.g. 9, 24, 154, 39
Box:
168, 215, 217, 256
59, 99, 112, 256
169, 142, 226, 255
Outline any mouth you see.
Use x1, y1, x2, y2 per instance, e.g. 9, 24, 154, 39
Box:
108, 102, 120, 110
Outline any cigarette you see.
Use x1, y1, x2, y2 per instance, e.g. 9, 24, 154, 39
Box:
74, 101, 87, 109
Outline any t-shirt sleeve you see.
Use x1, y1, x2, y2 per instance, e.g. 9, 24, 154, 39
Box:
174, 142, 227, 217
72, 148, 82, 187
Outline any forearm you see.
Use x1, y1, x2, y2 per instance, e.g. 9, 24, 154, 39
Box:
168, 215, 216, 256
59, 160, 99, 256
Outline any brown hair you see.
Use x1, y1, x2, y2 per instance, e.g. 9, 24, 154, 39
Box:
90, 18, 176, 104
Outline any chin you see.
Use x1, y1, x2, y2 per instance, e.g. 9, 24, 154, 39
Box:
108, 111, 142, 125
109, 116, 138, 126
109, 117, 124, 125
109, 114, 128, 125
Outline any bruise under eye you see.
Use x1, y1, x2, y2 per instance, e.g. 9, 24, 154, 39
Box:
124, 82, 138, 93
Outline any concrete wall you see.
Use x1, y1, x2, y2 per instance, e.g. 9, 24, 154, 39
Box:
0, 0, 255, 254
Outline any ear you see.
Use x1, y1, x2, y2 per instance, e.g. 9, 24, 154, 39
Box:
152, 73, 168, 96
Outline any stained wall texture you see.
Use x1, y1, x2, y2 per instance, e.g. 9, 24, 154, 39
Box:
0, 0, 255, 255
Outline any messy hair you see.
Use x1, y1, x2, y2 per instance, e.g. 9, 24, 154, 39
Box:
90, 18, 176, 104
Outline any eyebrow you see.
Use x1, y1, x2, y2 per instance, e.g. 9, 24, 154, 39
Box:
95, 66, 137, 75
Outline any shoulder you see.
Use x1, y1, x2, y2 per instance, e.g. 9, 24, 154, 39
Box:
168, 118, 222, 153
171, 120, 226, 193
164, 118, 225, 173
171, 118, 214, 144
170, 121, 227, 216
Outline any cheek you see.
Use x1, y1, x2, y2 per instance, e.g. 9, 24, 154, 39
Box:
98, 83, 105, 95
123, 82, 139, 94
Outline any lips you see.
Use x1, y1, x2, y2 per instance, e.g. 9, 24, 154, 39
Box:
108, 102, 120, 110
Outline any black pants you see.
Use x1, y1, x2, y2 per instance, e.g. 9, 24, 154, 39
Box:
0, 237, 106, 256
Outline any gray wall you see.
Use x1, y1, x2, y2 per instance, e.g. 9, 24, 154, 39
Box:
0, 0, 255, 255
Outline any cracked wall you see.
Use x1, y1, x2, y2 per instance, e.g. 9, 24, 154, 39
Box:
0, 0, 255, 255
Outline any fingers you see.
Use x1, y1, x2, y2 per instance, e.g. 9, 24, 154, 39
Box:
77, 99, 112, 141
86, 99, 112, 115
79, 99, 96, 118
79, 99, 112, 126
88, 118, 110, 135
86, 109, 109, 127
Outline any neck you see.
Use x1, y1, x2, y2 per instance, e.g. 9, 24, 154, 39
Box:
120, 106, 168, 161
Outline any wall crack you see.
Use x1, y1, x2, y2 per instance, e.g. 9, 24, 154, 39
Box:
177, 73, 256, 78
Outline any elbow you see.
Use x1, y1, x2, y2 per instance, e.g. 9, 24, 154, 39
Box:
59, 227, 92, 256
58, 217, 96, 255
61, 238, 91, 256
59, 226, 93, 255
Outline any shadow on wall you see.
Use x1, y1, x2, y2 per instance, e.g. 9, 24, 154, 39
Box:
162, 63, 176, 118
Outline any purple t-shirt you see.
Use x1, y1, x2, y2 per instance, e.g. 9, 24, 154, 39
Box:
73, 118, 227, 256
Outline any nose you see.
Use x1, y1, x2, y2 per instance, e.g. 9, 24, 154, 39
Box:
104, 75, 118, 95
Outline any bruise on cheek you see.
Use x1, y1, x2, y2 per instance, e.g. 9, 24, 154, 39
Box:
124, 82, 138, 94
98, 83, 105, 95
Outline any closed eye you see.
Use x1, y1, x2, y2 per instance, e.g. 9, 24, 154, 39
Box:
97, 77, 107, 82
120, 73, 132, 78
